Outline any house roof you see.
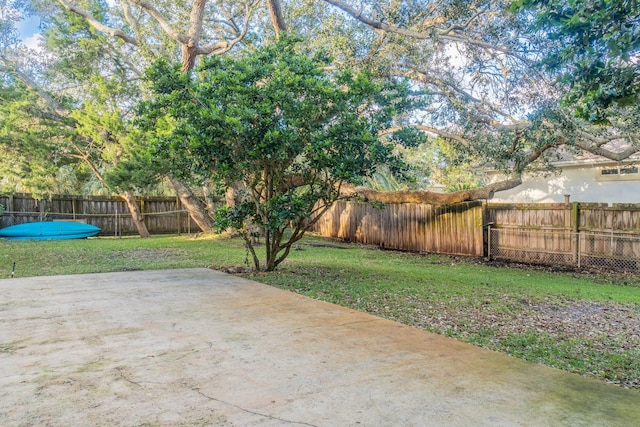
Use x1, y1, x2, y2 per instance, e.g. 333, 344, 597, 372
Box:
486, 140, 640, 173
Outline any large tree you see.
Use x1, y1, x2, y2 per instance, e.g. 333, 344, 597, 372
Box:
274, 0, 640, 203
0, 3, 155, 235
2, 0, 267, 233
0, 3, 80, 197
139, 38, 417, 270
8, 0, 640, 209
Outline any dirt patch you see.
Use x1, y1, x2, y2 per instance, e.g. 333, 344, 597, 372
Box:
210, 265, 251, 274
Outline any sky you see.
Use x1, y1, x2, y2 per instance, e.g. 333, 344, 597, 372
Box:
17, 15, 42, 50
11, 1, 45, 51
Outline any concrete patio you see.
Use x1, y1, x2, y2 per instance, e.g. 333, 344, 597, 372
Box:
1, 268, 638, 426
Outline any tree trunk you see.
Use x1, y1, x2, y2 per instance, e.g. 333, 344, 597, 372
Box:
181, 0, 207, 72
266, 0, 287, 37
121, 190, 150, 238
167, 175, 213, 232
225, 186, 236, 208
202, 184, 217, 217
224, 181, 246, 207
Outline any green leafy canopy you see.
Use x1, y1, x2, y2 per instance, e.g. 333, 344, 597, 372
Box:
138, 35, 420, 270
513, 0, 640, 123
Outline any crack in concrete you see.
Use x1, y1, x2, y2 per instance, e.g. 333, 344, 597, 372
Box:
185, 383, 318, 427
114, 367, 167, 388
0, 339, 27, 354
115, 367, 144, 387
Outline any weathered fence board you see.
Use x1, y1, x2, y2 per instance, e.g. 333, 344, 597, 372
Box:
579, 204, 640, 234
487, 202, 640, 270
485, 203, 574, 265
313, 200, 640, 270
312, 201, 484, 256
0, 193, 193, 236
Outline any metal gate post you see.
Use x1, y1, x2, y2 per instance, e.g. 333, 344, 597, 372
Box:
487, 225, 492, 260
577, 232, 581, 268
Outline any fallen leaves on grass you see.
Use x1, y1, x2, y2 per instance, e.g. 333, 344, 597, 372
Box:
369, 293, 640, 389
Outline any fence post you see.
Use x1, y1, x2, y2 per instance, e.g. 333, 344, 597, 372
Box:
577, 233, 581, 268
571, 202, 580, 232
176, 196, 181, 235
139, 198, 146, 233
487, 225, 492, 260
572, 202, 580, 266
8, 194, 14, 226
481, 202, 488, 258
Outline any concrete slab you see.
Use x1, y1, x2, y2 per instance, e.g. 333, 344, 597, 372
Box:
1, 268, 638, 426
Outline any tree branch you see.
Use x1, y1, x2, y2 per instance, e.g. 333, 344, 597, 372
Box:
0, 60, 69, 118
406, 68, 527, 128
67, 143, 109, 187
56, 0, 138, 46
118, 0, 139, 33
340, 176, 523, 205
577, 130, 640, 147
322, 0, 430, 38
320, 0, 529, 62
575, 141, 640, 161
198, 3, 253, 56
441, 9, 491, 35
524, 139, 566, 165
129, 1, 186, 44
380, 125, 472, 147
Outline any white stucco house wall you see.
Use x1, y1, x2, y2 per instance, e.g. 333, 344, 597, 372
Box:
487, 158, 640, 204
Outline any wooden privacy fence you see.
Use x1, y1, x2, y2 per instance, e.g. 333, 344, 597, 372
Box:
312, 200, 640, 271
486, 203, 640, 271
2, 193, 639, 271
312, 201, 485, 256
0, 193, 194, 235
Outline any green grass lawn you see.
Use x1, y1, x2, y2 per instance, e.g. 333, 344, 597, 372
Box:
2, 233, 639, 390
0, 234, 247, 278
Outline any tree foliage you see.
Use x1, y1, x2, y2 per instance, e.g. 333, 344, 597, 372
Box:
0, 73, 75, 196
139, 37, 417, 270
514, 0, 640, 123
4, 0, 640, 213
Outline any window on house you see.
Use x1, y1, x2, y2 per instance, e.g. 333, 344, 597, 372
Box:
597, 164, 640, 181
620, 166, 638, 175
